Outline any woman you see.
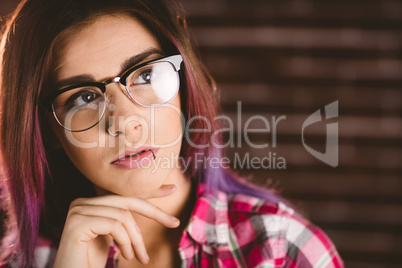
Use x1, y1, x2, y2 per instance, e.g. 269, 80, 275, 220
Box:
0, 0, 344, 267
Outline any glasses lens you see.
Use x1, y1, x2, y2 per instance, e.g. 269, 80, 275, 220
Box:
52, 86, 106, 131
125, 61, 179, 107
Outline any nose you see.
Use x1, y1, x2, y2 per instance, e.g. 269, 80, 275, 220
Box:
105, 82, 145, 140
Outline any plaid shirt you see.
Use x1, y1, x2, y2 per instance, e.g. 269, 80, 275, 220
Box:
107, 184, 343, 268
27, 184, 344, 268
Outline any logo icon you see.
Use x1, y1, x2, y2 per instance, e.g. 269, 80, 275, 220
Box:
302, 101, 339, 167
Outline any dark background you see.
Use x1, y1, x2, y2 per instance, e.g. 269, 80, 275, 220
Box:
1, 1, 401, 267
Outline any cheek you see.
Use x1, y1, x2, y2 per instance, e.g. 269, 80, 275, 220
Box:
61, 130, 105, 147
58, 134, 100, 162
52, 127, 105, 174
62, 146, 117, 194
50, 113, 105, 145
152, 103, 183, 146
62, 144, 101, 178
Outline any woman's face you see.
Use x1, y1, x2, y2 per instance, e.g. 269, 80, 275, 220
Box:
50, 15, 185, 197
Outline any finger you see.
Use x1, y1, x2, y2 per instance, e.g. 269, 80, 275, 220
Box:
71, 205, 149, 264
81, 216, 134, 261
129, 222, 149, 264
71, 195, 180, 228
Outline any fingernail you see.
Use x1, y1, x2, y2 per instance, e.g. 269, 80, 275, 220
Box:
171, 216, 180, 224
143, 252, 149, 263
128, 249, 134, 259
162, 185, 175, 190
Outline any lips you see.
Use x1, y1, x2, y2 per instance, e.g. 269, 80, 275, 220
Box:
111, 146, 158, 169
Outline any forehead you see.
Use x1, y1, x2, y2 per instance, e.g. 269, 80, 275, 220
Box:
56, 14, 162, 81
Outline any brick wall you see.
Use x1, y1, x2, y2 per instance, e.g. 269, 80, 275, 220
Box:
180, 1, 402, 267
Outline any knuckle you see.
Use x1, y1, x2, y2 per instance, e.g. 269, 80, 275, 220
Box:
65, 213, 84, 229
119, 208, 132, 221
110, 218, 121, 229
121, 236, 131, 247
117, 208, 129, 222
69, 212, 83, 221
68, 204, 82, 214
69, 197, 84, 208
67, 206, 79, 217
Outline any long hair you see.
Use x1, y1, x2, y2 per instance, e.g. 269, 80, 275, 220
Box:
0, 0, 281, 266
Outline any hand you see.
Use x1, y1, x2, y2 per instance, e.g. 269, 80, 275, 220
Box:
53, 184, 180, 268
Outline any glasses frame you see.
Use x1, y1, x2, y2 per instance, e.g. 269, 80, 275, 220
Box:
40, 54, 183, 132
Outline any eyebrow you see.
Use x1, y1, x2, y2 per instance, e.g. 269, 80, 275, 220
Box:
55, 47, 164, 90
55, 74, 95, 90
120, 47, 163, 73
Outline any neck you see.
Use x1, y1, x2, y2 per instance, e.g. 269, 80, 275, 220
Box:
133, 169, 195, 245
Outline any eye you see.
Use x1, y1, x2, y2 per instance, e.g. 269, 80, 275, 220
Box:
132, 68, 153, 85
64, 89, 102, 109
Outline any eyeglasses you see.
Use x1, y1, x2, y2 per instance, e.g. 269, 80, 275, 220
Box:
41, 54, 183, 132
